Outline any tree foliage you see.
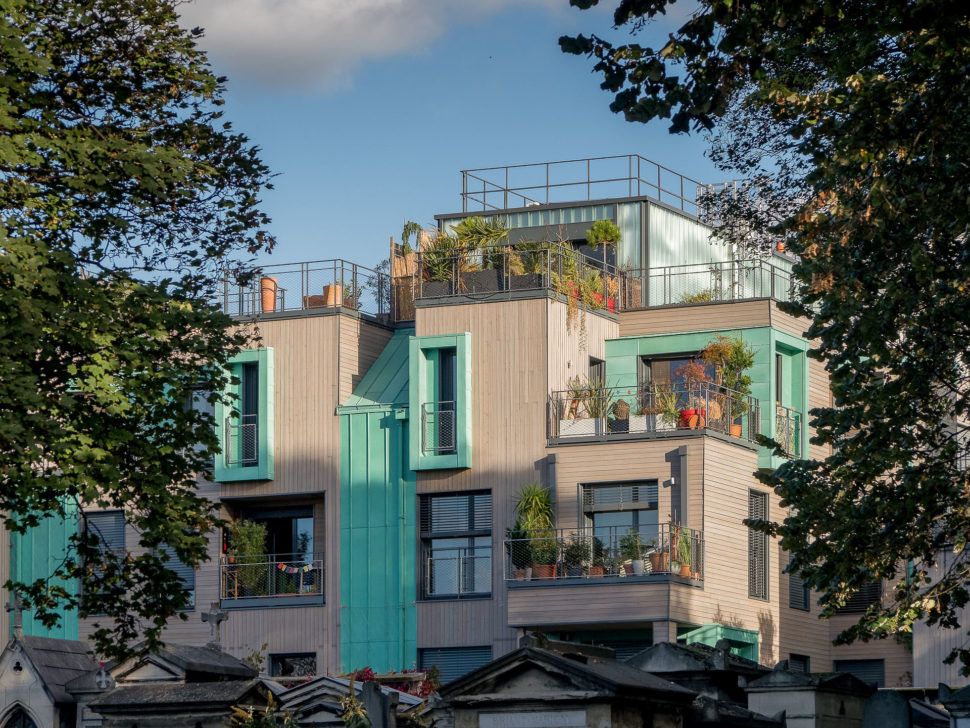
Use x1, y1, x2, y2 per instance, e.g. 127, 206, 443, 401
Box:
0, 0, 274, 659
563, 0, 970, 667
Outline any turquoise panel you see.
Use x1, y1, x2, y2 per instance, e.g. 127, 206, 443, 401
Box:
214, 348, 274, 482
10, 505, 80, 639
684, 623, 759, 662
342, 329, 414, 408
340, 408, 417, 674
646, 201, 731, 269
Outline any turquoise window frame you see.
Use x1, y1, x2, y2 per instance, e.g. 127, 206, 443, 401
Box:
409, 333, 472, 470
214, 348, 274, 482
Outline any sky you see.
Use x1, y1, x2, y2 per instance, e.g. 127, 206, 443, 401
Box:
177, 0, 720, 271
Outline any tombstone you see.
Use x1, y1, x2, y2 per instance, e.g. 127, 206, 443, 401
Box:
200, 601, 228, 650
863, 689, 911, 728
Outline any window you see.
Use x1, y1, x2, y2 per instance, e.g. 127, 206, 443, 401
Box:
84, 511, 125, 612
835, 582, 881, 614
589, 357, 605, 384
270, 652, 316, 679
420, 492, 491, 599
789, 654, 810, 673
409, 334, 472, 470
748, 491, 768, 600
158, 545, 196, 610
582, 482, 658, 553
237, 506, 315, 560
418, 646, 492, 683
834, 658, 885, 688
788, 557, 810, 611
1, 708, 38, 728
214, 348, 274, 482
775, 353, 784, 406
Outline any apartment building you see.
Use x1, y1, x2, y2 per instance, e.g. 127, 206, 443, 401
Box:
2, 154, 925, 689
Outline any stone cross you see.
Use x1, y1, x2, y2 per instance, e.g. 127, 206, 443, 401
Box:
201, 601, 227, 650
5, 591, 24, 638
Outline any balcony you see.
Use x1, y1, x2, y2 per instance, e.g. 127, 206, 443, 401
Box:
422, 547, 492, 600
620, 259, 795, 309
220, 552, 324, 608
421, 400, 456, 455
218, 259, 390, 320
549, 383, 760, 445
224, 414, 258, 467
775, 405, 801, 458
504, 525, 703, 584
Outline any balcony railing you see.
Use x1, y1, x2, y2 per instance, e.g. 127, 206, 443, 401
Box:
504, 524, 704, 583
225, 414, 258, 467
460, 154, 705, 215
421, 401, 456, 455
219, 259, 390, 319
220, 552, 324, 601
413, 242, 623, 310
549, 383, 760, 444
422, 547, 492, 599
620, 259, 796, 309
775, 406, 801, 458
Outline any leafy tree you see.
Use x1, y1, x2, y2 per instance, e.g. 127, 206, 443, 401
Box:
0, 0, 274, 659
562, 1, 970, 667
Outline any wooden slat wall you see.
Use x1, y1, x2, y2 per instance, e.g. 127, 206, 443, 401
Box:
776, 547, 832, 672
829, 612, 913, 687
338, 316, 394, 402
546, 303, 618, 394
767, 301, 811, 338
619, 301, 772, 338
807, 356, 832, 461
414, 298, 553, 660
507, 582, 672, 628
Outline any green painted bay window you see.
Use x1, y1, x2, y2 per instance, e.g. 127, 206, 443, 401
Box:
214, 348, 274, 482
409, 333, 472, 470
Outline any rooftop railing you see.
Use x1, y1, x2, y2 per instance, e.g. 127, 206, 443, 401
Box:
504, 524, 704, 583
219, 260, 390, 319
460, 155, 706, 216
549, 382, 760, 444
413, 242, 623, 311
620, 258, 796, 309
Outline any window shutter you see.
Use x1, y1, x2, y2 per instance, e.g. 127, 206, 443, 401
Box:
421, 493, 491, 536
419, 646, 492, 683
834, 659, 885, 687
158, 545, 196, 608
86, 511, 125, 553
789, 654, 810, 673
582, 482, 659, 511
748, 491, 768, 599
836, 582, 882, 614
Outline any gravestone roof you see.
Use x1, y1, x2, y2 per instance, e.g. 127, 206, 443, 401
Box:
89, 679, 264, 710
19, 635, 98, 703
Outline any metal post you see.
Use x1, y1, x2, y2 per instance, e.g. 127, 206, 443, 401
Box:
462, 172, 467, 213
587, 158, 591, 201
504, 167, 508, 210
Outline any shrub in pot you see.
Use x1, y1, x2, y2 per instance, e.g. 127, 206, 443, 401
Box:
619, 529, 645, 576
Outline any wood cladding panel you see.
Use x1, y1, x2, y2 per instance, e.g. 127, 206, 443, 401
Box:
414, 299, 553, 659
507, 583, 672, 627
338, 317, 394, 403
807, 355, 832, 462
416, 600, 498, 648
768, 302, 811, 338
546, 301, 618, 395
619, 301, 772, 338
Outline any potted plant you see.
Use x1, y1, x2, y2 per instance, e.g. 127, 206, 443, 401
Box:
505, 522, 532, 580
588, 537, 606, 577
647, 539, 667, 573
674, 360, 712, 429
609, 397, 631, 433
585, 219, 621, 273
260, 276, 278, 313
702, 335, 756, 437
510, 483, 556, 579
420, 234, 462, 297
562, 535, 590, 577
454, 216, 509, 293
653, 383, 680, 432
342, 279, 365, 310
510, 240, 548, 290
676, 530, 693, 578
529, 535, 558, 580
559, 375, 608, 438
225, 519, 268, 596
619, 529, 645, 576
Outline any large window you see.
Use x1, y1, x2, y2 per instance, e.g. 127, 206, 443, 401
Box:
214, 348, 274, 482
84, 511, 125, 613
158, 545, 196, 610
582, 482, 658, 553
748, 491, 768, 600
835, 582, 881, 615
834, 658, 885, 688
418, 646, 492, 683
420, 492, 491, 599
409, 334, 472, 470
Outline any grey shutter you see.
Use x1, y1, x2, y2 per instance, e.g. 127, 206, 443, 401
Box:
789, 654, 810, 673
419, 646, 492, 683
421, 492, 492, 536
789, 568, 810, 610
158, 545, 196, 609
836, 581, 882, 614
87, 511, 125, 553
834, 659, 885, 687
748, 491, 768, 599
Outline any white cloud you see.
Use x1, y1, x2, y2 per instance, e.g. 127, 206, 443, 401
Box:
178, 0, 561, 92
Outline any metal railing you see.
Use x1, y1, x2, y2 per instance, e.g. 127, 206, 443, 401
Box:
460, 155, 705, 215
225, 414, 258, 466
219, 259, 390, 319
621, 259, 796, 309
422, 547, 492, 598
415, 242, 622, 310
421, 401, 456, 455
504, 524, 704, 582
775, 406, 801, 458
220, 552, 324, 601
549, 383, 760, 443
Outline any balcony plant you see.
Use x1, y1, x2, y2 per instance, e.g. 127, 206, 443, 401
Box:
510, 482, 557, 579
647, 538, 667, 573
589, 537, 606, 577
674, 360, 712, 429
653, 383, 680, 432
562, 535, 590, 577
701, 335, 755, 437
676, 530, 693, 578
619, 529, 645, 576
454, 216, 509, 293
585, 219, 621, 271
559, 375, 608, 438
226, 519, 268, 596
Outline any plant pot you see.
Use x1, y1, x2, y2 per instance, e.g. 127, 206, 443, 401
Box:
679, 564, 691, 578
588, 566, 605, 578
566, 566, 584, 578
531, 564, 556, 580
513, 568, 528, 581
679, 408, 707, 429
509, 273, 544, 290
629, 414, 648, 433
631, 559, 645, 576
608, 418, 629, 434
422, 280, 453, 298
323, 284, 342, 306
730, 423, 743, 438
303, 294, 328, 308
461, 269, 503, 293
648, 552, 666, 573
343, 296, 358, 310
558, 418, 605, 438
260, 277, 278, 313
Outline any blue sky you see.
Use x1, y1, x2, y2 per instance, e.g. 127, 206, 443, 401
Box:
179, 1, 719, 270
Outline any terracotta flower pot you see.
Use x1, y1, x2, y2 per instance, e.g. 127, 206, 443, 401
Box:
679, 408, 706, 429
588, 566, 605, 578
679, 564, 691, 578
323, 284, 342, 307
730, 424, 742, 438
531, 564, 556, 580
260, 277, 278, 313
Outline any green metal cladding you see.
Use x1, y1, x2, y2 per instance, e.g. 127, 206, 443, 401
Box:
605, 326, 808, 467
214, 347, 274, 482
338, 329, 417, 673
9, 504, 80, 639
